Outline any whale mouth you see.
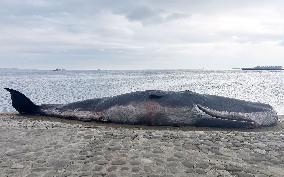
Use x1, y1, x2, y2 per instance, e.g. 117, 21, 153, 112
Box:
195, 105, 258, 128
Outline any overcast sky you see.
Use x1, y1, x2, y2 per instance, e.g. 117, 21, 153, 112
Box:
1, 0, 284, 70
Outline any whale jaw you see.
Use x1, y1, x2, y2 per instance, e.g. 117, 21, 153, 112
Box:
194, 105, 278, 128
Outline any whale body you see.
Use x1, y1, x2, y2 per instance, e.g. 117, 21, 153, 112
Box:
5, 88, 278, 128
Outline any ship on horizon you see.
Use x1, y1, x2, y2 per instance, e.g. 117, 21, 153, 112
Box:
241, 66, 283, 71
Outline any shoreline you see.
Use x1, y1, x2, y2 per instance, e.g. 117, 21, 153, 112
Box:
1, 113, 283, 132
0, 113, 283, 177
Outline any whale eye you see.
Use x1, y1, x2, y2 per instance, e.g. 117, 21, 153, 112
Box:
148, 94, 163, 99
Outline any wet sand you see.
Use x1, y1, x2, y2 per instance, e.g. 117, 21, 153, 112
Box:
0, 113, 283, 177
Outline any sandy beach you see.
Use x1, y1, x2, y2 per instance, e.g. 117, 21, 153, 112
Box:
0, 113, 283, 177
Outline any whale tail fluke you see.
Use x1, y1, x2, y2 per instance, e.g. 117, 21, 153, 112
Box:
4, 88, 40, 114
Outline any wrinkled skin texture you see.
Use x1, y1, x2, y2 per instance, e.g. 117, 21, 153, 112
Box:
5, 89, 278, 128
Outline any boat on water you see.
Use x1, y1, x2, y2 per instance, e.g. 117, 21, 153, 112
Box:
241, 66, 283, 71
52, 68, 66, 71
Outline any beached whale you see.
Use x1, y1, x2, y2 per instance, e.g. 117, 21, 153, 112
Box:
5, 88, 278, 128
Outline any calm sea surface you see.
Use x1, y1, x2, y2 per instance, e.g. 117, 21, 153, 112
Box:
0, 69, 283, 117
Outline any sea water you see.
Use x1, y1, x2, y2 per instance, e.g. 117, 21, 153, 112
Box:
0, 69, 283, 119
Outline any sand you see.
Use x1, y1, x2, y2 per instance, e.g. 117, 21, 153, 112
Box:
0, 113, 283, 177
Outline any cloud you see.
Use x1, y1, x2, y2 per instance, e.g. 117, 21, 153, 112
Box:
0, 0, 284, 69
122, 6, 159, 21
113, 5, 188, 25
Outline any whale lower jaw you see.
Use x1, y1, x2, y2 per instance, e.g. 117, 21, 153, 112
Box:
195, 105, 278, 128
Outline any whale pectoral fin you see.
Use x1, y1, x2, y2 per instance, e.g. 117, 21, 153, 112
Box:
4, 88, 40, 114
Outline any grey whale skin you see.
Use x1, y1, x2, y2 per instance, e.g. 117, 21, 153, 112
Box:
5, 88, 278, 128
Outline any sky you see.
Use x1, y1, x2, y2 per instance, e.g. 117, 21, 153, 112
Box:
0, 0, 284, 70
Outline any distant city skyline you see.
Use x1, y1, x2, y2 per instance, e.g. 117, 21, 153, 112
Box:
1, 0, 284, 70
